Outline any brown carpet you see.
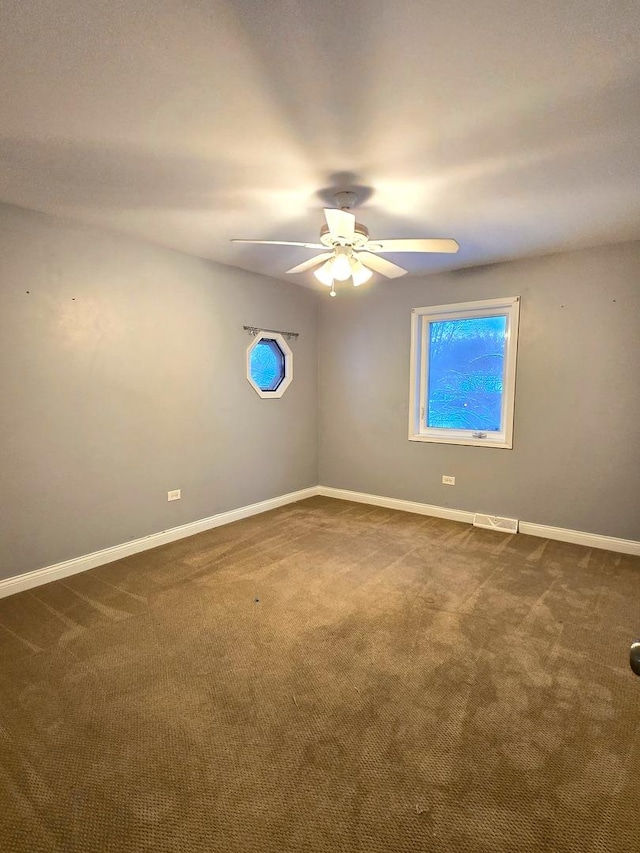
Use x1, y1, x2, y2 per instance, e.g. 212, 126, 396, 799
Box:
1, 497, 639, 852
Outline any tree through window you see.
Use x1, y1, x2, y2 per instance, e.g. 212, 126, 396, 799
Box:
409, 297, 520, 448
246, 332, 293, 398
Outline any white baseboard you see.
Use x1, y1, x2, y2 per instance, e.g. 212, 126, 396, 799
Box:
0, 487, 318, 600
518, 522, 640, 556
2, 485, 637, 600
317, 486, 639, 556
316, 486, 475, 524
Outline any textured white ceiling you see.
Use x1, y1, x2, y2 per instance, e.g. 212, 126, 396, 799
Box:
1, 0, 639, 288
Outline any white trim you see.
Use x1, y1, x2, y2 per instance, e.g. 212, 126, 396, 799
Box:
518, 521, 640, 556
2, 487, 637, 600
317, 487, 639, 555
407, 435, 513, 449
0, 487, 318, 600
409, 296, 520, 448
246, 331, 293, 398
316, 486, 475, 524
412, 297, 521, 317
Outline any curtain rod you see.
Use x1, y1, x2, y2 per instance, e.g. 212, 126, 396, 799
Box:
243, 325, 299, 341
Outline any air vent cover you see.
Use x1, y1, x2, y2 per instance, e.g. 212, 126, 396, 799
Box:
473, 514, 519, 534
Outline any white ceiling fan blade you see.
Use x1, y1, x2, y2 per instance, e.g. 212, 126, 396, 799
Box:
285, 253, 334, 274
231, 239, 324, 249
357, 251, 407, 279
365, 238, 459, 254
324, 208, 355, 244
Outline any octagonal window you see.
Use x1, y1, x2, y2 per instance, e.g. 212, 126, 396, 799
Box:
251, 339, 285, 391
246, 332, 293, 398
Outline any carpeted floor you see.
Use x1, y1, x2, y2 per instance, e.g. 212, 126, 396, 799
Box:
1, 496, 639, 852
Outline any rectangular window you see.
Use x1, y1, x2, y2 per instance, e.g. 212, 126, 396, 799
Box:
409, 297, 520, 448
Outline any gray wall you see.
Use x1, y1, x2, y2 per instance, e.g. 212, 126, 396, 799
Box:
2, 202, 638, 583
0, 205, 318, 580
318, 242, 640, 540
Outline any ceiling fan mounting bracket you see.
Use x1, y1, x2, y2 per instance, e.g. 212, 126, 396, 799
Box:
333, 191, 358, 210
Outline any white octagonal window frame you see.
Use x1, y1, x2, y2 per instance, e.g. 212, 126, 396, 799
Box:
246, 331, 293, 398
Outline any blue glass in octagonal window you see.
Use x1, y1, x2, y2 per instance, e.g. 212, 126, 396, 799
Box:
427, 315, 507, 432
250, 338, 286, 391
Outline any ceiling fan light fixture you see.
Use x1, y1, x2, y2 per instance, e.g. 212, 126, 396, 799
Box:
350, 258, 373, 286
330, 248, 353, 281
314, 260, 334, 286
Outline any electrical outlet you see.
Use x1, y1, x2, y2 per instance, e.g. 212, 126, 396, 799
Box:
442, 475, 456, 485
167, 489, 181, 502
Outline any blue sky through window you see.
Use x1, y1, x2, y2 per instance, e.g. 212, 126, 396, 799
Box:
249, 339, 285, 392
427, 315, 507, 431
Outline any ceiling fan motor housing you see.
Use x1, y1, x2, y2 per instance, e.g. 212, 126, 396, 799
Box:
320, 222, 369, 248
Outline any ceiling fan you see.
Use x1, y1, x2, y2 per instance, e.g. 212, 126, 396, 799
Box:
231, 192, 459, 296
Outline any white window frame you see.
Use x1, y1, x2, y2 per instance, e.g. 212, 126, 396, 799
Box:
408, 296, 520, 448
246, 331, 293, 399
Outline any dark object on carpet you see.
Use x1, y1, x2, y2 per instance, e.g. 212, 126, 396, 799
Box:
1, 497, 639, 852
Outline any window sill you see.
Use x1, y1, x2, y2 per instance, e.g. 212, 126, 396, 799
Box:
408, 433, 513, 449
